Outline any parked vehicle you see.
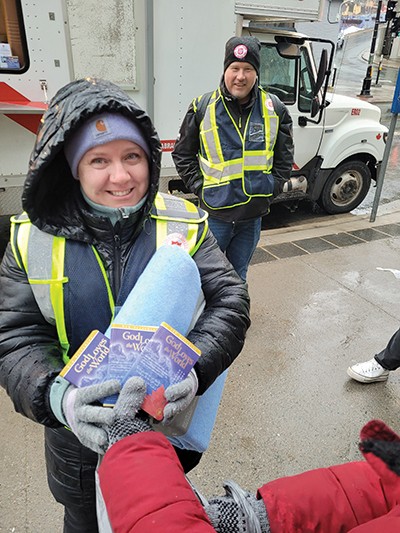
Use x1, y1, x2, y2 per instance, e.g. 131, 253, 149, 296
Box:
0, 0, 387, 218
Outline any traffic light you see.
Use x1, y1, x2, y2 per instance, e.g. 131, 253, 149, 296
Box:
391, 15, 400, 35
386, 0, 398, 21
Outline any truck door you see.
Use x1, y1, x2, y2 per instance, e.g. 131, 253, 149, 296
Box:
259, 41, 324, 172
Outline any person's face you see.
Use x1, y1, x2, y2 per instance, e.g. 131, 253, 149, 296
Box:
77, 139, 149, 208
224, 61, 257, 103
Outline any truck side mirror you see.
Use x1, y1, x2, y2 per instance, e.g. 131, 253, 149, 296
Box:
314, 49, 328, 95
310, 97, 320, 118
276, 41, 301, 59
309, 49, 328, 118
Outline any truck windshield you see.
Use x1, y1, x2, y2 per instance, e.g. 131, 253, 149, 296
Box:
260, 43, 316, 115
0, 0, 29, 73
260, 44, 296, 105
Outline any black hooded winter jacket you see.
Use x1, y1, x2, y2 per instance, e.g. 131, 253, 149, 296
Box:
0, 78, 250, 428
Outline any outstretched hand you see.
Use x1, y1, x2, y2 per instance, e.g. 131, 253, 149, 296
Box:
108, 376, 152, 448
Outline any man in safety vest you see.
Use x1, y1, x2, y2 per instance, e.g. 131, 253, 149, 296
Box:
173, 36, 301, 281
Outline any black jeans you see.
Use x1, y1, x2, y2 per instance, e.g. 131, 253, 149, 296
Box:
45, 426, 202, 532
375, 327, 400, 370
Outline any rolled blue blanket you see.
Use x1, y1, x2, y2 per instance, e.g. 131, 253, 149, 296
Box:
105, 244, 201, 335
106, 244, 226, 452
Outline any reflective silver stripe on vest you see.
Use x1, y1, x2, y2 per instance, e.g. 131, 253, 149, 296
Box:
243, 154, 274, 167
199, 158, 243, 181
268, 116, 278, 146
173, 221, 192, 241
199, 92, 221, 162
26, 225, 58, 325
153, 193, 203, 221
200, 92, 216, 132
263, 95, 279, 145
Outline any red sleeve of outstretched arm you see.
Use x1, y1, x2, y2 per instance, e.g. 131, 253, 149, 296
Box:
98, 432, 215, 533
258, 461, 393, 533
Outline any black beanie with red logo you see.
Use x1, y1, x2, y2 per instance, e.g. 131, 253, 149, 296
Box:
223, 36, 261, 76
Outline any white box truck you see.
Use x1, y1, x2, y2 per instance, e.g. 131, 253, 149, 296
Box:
0, 0, 387, 220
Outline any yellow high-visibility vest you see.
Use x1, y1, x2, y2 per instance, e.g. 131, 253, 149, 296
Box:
198, 88, 279, 210
11, 192, 208, 363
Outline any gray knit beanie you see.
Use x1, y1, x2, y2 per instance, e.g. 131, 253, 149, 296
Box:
64, 112, 150, 179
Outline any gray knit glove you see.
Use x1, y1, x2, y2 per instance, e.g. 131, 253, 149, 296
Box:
204, 481, 270, 533
163, 369, 198, 424
63, 380, 121, 455
108, 376, 152, 448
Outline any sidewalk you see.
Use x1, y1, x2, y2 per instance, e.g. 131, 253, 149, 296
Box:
358, 50, 400, 104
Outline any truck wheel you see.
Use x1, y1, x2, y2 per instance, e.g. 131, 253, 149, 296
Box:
319, 161, 371, 214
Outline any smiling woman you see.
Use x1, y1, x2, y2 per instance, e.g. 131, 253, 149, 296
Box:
77, 139, 150, 208
64, 112, 151, 208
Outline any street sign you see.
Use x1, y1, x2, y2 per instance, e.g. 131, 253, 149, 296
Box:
391, 68, 400, 114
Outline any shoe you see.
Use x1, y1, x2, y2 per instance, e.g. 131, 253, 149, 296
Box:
347, 358, 390, 383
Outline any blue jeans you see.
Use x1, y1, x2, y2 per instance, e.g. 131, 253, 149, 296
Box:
208, 217, 262, 281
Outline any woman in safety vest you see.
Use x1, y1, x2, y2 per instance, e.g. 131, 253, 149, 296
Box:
0, 78, 250, 532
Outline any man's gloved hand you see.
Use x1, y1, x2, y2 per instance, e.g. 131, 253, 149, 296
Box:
162, 368, 198, 424
282, 176, 307, 193
63, 380, 121, 455
204, 480, 270, 533
108, 376, 152, 448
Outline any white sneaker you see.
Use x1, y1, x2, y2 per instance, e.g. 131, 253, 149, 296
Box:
347, 358, 390, 383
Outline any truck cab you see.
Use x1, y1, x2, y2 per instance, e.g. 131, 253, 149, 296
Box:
248, 26, 388, 213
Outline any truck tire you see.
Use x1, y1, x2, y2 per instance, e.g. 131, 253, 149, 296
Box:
319, 161, 371, 214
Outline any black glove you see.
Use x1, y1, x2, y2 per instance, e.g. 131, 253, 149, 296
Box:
108, 377, 152, 448
205, 480, 270, 533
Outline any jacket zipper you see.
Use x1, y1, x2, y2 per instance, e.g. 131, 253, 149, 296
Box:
114, 232, 121, 297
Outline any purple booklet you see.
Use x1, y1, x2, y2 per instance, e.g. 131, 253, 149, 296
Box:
138, 322, 201, 420
59, 330, 110, 387
108, 325, 158, 382
102, 324, 157, 406
59, 323, 201, 423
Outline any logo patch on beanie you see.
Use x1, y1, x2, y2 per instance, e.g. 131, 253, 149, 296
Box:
95, 119, 107, 133
234, 44, 248, 59
91, 117, 112, 139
